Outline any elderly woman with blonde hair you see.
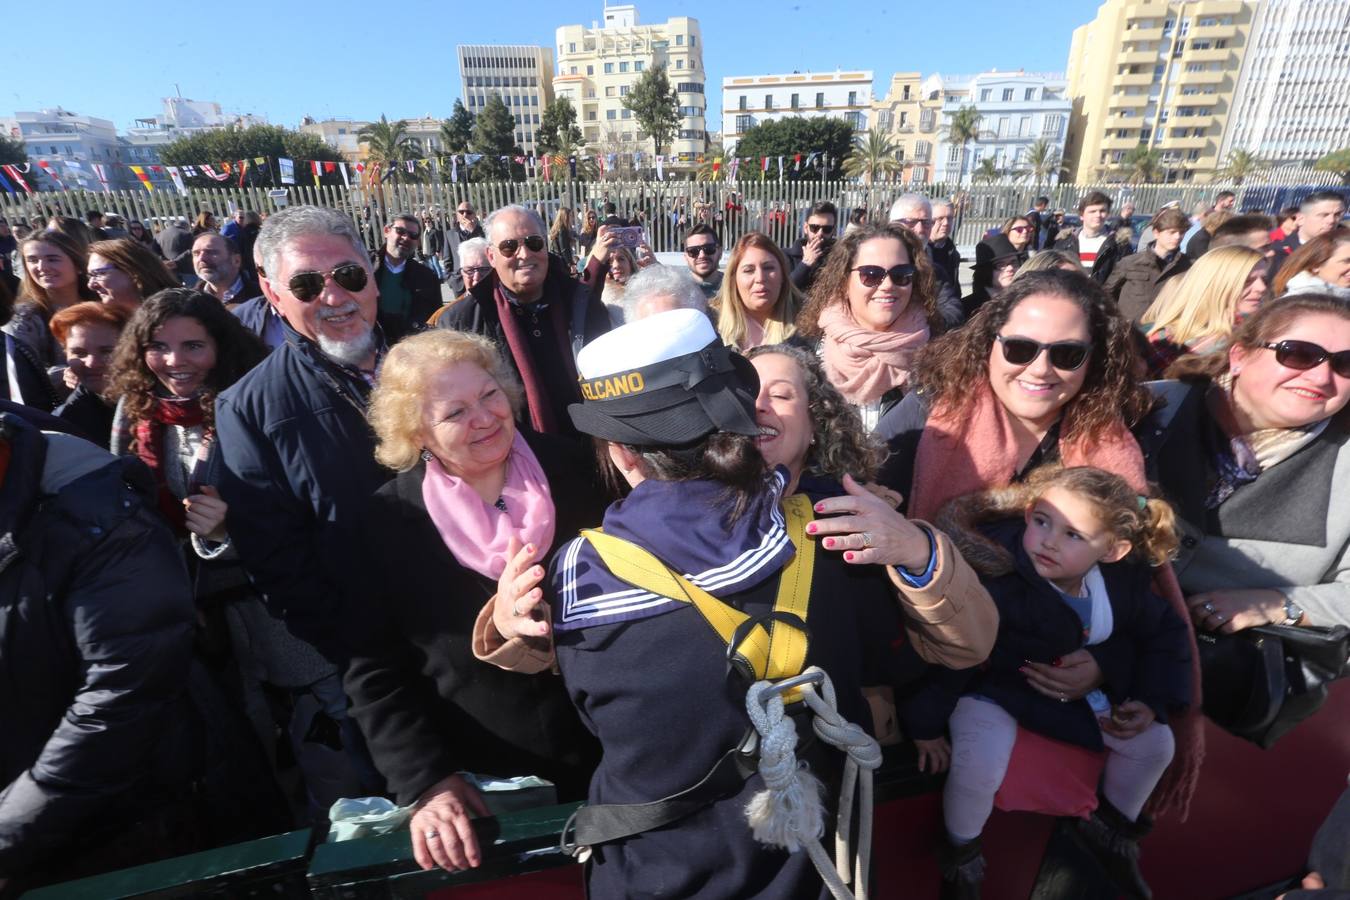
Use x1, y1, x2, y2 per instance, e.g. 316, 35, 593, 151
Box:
342, 328, 601, 877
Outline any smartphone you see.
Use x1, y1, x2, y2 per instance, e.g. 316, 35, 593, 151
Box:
613, 226, 645, 249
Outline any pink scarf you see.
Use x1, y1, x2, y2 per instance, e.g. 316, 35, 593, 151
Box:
909, 383, 1204, 819
422, 431, 556, 580
819, 301, 930, 405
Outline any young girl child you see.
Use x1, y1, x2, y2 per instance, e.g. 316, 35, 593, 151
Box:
919, 465, 1193, 900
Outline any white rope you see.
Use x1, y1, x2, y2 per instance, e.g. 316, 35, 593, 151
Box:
744, 667, 883, 900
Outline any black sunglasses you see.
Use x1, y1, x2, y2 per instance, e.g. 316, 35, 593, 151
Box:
287, 263, 369, 302
852, 264, 916, 288
685, 243, 719, 258
391, 224, 420, 240
1261, 340, 1350, 378
807, 223, 835, 234
996, 335, 1090, 371
496, 235, 545, 255
457, 207, 474, 214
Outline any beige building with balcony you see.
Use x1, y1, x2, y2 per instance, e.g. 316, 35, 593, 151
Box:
871, 72, 945, 184
553, 5, 707, 165
1065, 0, 1255, 182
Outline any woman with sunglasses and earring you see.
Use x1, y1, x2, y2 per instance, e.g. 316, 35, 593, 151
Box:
877, 269, 1206, 826
795, 223, 941, 431
1140, 293, 1350, 636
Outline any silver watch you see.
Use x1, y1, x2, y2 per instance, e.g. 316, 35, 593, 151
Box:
1282, 595, 1305, 626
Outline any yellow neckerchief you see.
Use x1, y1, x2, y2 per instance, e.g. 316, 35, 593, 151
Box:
581, 493, 815, 701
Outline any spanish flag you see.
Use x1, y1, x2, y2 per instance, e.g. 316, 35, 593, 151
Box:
129, 165, 155, 192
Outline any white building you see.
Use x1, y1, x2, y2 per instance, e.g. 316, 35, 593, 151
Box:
1221, 0, 1350, 170
11, 107, 134, 190
121, 96, 268, 173
553, 5, 707, 165
930, 71, 1071, 185
722, 70, 873, 155
298, 117, 370, 164
458, 44, 555, 155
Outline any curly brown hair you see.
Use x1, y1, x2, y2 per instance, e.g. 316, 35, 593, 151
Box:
745, 343, 887, 482
105, 288, 267, 439
795, 223, 939, 340
913, 269, 1153, 442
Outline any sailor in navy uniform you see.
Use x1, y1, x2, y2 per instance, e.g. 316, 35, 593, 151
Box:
548, 309, 998, 899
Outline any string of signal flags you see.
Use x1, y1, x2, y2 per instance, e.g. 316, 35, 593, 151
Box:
0, 150, 835, 194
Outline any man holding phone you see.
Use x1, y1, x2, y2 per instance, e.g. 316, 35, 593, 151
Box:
783, 200, 837, 291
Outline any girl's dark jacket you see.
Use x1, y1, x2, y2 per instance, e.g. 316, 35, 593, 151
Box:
898, 516, 1192, 750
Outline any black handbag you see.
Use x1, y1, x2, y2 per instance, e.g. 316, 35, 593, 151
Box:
1197, 623, 1350, 749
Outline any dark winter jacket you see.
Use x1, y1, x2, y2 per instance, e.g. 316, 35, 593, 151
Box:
52, 383, 114, 448
1054, 230, 1126, 284
1103, 247, 1192, 324
229, 295, 285, 349
2, 332, 56, 412
783, 236, 831, 292
372, 255, 441, 342
214, 319, 392, 660
898, 518, 1193, 748
926, 243, 965, 330
444, 223, 485, 295
343, 429, 604, 806
0, 413, 196, 877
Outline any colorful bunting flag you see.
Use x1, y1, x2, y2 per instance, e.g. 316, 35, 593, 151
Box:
128, 165, 154, 192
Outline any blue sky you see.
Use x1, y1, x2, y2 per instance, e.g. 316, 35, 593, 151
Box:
7, 0, 1102, 131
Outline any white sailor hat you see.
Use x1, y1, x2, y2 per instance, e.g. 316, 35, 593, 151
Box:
567, 308, 760, 446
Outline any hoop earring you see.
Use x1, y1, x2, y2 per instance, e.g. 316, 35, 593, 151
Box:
420, 449, 433, 462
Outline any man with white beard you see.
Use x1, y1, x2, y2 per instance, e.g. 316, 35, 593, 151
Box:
215, 205, 392, 660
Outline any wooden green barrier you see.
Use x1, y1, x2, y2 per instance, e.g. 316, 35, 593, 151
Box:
21, 829, 312, 900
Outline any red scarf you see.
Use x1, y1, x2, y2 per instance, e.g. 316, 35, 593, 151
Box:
911, 383, 1204, 819
493, 280, 577, 434
133, 396, 207, 536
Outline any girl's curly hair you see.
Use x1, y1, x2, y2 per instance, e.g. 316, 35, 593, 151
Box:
912, 268, 1152, 443
795, 223, 940, 340
105, 288, 267, 440
745, 343, 887, 482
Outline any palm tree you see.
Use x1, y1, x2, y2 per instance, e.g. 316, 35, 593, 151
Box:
842, 130, 903, 185
1120, 145, 1164, 184
1016, 138, 1067, 191
359, 115, 416, 167
1213, 149, 1266, 186
548, 130, 597, 182
697, 142, 725, 182
971, 158, 1001, 185
944, 105, 983, 185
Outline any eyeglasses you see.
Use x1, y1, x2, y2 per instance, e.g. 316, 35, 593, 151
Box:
806, 223, 836, 235
894, 217, 932, 229
1007, 225, 1031, 234
995, 335, 1091, 371
462, 265, 493, 278
852, 264, 916, 288
391, 225, 420, 240
286, 263, 369, 302
685, 243, 719, 258
1260, 340, 1350, 378
496, 235, 545, 255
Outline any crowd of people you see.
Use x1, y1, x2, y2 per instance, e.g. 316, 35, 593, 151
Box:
1, 181, 1348, 900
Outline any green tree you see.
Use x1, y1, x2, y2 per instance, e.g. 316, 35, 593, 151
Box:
971, 157, 1001, 185
730, 117, 853, 180
441, 101, 475, 154
545, 128, 597, 182
0, 134, 25, 166
158, 124, 341, 187
471, 94, 525, 181
359, 115, 418, 166
944, 105, 983, 185
537, 97, 582, 155
1120, 144, 1163, 183
622, 63, 679, 156
842, 130, 902, 185
1213, 148, 1266, 185
1015, 138, 1066, 190
1314, 148, 1350, 185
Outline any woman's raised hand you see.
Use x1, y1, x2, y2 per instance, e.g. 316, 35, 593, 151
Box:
493, 535, 550, 641
808, 474, 931, 571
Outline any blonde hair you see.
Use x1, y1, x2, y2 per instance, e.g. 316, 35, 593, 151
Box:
1142, 245, 1264, 346
368, 330, 523, 472
713, 231, 804, 350
1023, 465, 1179, 567
1012, 249, 1079, 279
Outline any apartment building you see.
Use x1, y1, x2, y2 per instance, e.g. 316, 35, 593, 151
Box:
553, 5, 707, 163
1065, 0, 1256, 182
871, 72, 945, 185
930, 71, 1071, 184
1221, 0, 1350, 170
457, 44, 555, 156
122, 97, 268, 170
298, 117, 371, 164
721, 70, 873, 155
10, 107, 134, 190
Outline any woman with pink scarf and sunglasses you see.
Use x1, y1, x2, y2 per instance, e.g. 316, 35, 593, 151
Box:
344, 329, 602, 877
794, 223, 942, 432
